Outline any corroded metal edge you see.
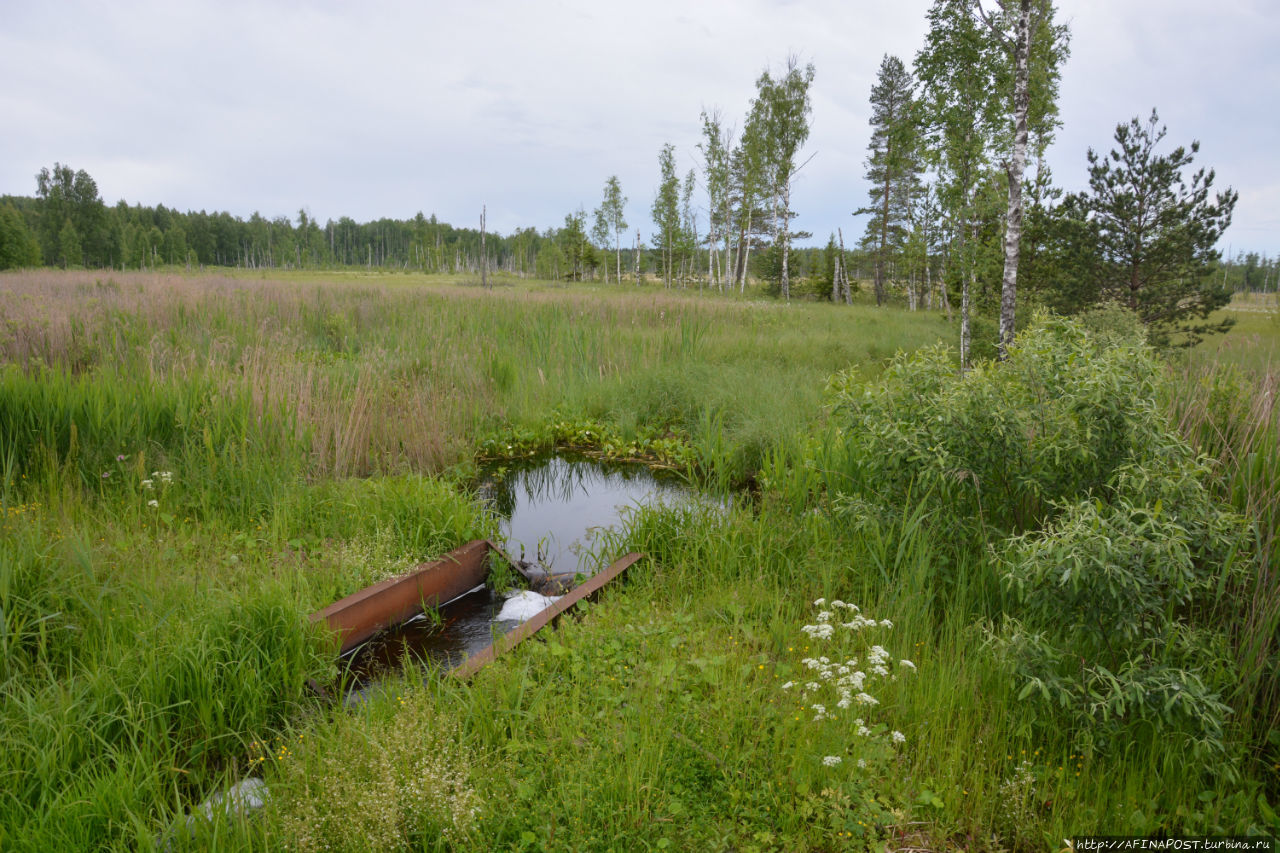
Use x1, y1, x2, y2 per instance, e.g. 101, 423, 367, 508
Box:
310, 539, 495, 655
449, 552, 644, 680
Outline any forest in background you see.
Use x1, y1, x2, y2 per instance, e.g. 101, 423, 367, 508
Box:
1, 2, 1276, 352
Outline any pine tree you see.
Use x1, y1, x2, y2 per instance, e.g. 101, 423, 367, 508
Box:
858, 54, 923, 307
1076, 110, 1238, 346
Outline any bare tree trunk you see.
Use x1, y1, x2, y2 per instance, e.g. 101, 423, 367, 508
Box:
837, 228, 851, 304
780, 182, 792, 300
634, 230, 641, 285
925, 254, 934, 311
995, 0, 1032, 359
480, 205, 488, 289
740, 209, 753, 294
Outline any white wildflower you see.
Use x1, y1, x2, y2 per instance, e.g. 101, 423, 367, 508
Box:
855, 692, 879, 706
872, 665, 890, 677
899, 659, 916, 671
813, 598, 826, 607
805, 682, 821, 692
891, 730, 906, 744
857, 759, 867, 769
821, 755, 842, 767
817, 610, 832, 623
148, 499, 159, 508
780, 681, 794, 690
141, 479, 154, 490
879, 619, 893, 628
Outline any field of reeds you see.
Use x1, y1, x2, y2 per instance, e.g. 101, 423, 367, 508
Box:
1, 269, 1276, 851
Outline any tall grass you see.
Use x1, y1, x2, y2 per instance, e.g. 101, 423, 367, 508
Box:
0, 269, 951, 478
1167, 362, 1280, 759
7, 270, 1272, 848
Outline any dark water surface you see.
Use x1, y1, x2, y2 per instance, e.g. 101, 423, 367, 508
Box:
343, 454, 706, 692
479, 453, 702, 575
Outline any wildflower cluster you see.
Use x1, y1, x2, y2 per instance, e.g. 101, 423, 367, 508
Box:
142, 470, 174, 509
782, 598, 914, 770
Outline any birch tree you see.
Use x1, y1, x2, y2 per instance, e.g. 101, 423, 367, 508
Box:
594, 175, 628, 284
973, 0, 1070, 358
699, 110, 733, 290
652, 144, 681, 288
917, 2, 1001, 368
760, 56, 816, 300
916, 0, 1066, 366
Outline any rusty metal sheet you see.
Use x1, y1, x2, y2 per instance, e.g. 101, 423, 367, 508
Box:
310, 539, 493, 655
450, 552, 644, 680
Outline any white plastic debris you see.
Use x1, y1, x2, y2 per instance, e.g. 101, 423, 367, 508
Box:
196, 777, 268, 821
496, 589, 560, 622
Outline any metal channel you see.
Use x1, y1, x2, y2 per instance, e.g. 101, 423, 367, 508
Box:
449, 552, 644, 680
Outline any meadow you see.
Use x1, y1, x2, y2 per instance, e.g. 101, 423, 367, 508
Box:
0, 269, 1276, 851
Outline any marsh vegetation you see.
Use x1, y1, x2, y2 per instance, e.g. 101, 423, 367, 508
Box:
1, 269, 1277, 850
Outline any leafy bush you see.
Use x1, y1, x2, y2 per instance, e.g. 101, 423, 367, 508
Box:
824, 314, 1251, 754
827, 314, 1176, 544
996, 493, 1245, 758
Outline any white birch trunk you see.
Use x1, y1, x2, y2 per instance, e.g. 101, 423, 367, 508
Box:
998, 0, 1032, 359
780, 181, 792, 300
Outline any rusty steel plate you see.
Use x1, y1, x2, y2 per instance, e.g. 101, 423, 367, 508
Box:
310, 539, 495, 655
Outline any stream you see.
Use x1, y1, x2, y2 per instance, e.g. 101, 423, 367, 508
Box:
342, 453, 706, 690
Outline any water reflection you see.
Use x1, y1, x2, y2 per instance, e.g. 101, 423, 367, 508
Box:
479, 454, 700, 575
344, 454, 708, 694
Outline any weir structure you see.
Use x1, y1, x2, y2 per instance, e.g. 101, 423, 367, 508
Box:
309, 539, 642, 677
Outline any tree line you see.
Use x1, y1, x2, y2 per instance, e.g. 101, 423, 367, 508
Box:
1, 1, 1264, 353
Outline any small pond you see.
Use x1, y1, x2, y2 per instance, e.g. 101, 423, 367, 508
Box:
341, 453, 709, 691
479, 453, 705, 576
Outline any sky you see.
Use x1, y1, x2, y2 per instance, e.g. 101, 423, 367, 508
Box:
2, 0, 1277, 257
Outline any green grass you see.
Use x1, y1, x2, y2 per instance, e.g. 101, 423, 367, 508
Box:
2, 269, 1276, 850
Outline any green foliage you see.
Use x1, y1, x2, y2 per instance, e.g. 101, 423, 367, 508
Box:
825, 313, 1251, 757
1062, 110, 1239, 346
0, 203, 42, 269
826, 315, 1170, 542
997, 494, 1244, 757
35, 163, 109, 267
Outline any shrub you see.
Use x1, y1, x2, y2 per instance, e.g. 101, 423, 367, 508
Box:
824, 314, 1252, 755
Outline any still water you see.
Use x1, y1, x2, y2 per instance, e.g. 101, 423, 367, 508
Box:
342, 454, 703, 689
480, 453, 701, 576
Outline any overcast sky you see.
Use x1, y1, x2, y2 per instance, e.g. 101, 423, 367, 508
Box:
3, 0, 1276, 256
